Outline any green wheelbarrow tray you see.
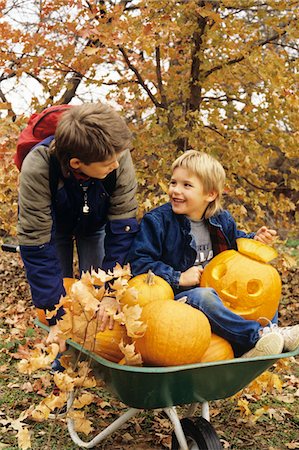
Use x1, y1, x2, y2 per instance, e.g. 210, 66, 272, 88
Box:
36, 320, 299, 410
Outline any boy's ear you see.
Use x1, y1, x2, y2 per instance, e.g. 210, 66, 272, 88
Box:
207, 191, 218, 202
69, 158, 82, 170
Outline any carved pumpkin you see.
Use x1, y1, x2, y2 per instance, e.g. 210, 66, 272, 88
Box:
200, 334, 234, 363
200, 238, 281, 321
135, 299, 211, 366
120, 270, 174, 307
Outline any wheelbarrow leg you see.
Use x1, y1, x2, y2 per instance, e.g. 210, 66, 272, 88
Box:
163, 406, 189, 450
66, 392, 140, 449
201, 401, 210, 421
185, 401, 210, 421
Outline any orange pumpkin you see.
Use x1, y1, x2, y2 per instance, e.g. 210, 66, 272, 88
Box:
36, 277, 78, 325
63, 277, 78, 295
121, 270, 174, 307
95, 323, 130, 362
200, 334, 234, 363
200, 238, 281, 321
135, 299, 211, 366
67, 316, 130, 363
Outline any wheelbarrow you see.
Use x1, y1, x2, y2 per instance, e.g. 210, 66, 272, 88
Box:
36, 320, 299, 450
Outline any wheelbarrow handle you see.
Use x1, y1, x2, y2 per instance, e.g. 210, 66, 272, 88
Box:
1, 243, 20, 253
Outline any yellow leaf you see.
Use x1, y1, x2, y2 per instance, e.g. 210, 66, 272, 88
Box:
68, 411, 94, 435
17, 427, 31, 450
84, 46, 99, 56
54, 372, 76, 392
17, 344, 59, 375
108, 263, 132, 279
122, 304, 147, 338
72, 393, 95, 409
237, 398, 251, 417
119, 341, 143, 366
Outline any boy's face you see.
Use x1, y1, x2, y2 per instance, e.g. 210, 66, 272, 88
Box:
169, 167, 217, 220
70, 154, 120, 179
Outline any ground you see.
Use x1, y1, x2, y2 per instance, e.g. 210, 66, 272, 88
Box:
0, 249, 298, 450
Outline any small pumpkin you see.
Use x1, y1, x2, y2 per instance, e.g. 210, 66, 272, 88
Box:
200, 334, 234, 363
120, 270, 174, 307
36, 277, 78, 325
63, 277, 78, 295
95, 323, 130, 362
200, 238, 281, 321
70, 317, 130, 363
135, 299, 211, 366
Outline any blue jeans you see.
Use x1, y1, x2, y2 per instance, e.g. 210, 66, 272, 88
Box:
52, 227, 105, 372
175, 287, 278, 357
55, 227, 106, 277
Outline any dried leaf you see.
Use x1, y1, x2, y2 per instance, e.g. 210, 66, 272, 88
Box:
119, 341, 143, 366
68, 411, 94, 435
72, 393, 95, 409
121, 304, 147, 338
17, 427, 31, 450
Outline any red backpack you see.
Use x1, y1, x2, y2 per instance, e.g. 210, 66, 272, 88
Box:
14, 104, 73, 170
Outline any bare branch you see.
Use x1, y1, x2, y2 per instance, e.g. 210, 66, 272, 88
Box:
155, 46, 167, 107
118, 45, 166, 109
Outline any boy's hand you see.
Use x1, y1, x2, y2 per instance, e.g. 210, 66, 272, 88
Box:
254, 226, 277, 244
179, 266, 203, 287
46, 324, 67, 353
97, 296, 120, 332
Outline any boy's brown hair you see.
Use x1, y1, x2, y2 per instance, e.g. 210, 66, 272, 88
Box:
52, 102, 132, 175
171, 150, 226, 219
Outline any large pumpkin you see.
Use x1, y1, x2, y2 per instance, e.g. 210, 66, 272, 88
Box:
200, 238, 281, 321
121, 270, 174, 307
200, 334, 234, 363
135, 299, 211, 366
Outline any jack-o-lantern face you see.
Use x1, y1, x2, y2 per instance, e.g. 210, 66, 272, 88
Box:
200, 238, 281, 321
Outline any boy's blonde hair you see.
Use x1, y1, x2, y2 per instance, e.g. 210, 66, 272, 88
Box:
171, 150, 226, 219
52, 102, 132, 175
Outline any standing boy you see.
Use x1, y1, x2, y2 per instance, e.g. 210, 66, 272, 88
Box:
127, 150, 299, 357
18, 102, 138, 349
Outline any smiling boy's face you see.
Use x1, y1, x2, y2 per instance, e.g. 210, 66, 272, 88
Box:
69, 154, 121, 179
168, 167, 217, 220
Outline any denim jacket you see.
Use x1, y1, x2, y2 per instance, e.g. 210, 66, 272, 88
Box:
127, 202, 255, 292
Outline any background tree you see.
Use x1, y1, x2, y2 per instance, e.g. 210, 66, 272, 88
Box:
0, 0, 298, 238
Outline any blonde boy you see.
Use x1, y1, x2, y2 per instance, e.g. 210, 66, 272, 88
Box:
128, 150, 299, 357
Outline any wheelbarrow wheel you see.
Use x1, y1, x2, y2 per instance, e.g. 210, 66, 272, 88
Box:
171, 417, 223, 450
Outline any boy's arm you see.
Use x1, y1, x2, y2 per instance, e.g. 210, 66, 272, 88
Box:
18, 148, 65, 325
103, 149, 139, 270
127, 214, 181, 289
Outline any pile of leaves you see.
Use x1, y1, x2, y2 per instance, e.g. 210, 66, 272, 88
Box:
0, 250, 298, 449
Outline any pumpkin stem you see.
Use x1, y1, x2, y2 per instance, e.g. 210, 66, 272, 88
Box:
146, 270, 155, 285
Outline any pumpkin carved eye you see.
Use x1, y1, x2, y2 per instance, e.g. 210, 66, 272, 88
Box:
210, 263, 227, 280
247, 279, 262, 296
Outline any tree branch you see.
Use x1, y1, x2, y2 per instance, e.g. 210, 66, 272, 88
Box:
203, 26, 290, 78
118, 45, 166, 109
155, 46, 167, 107
189, 14, 207, 111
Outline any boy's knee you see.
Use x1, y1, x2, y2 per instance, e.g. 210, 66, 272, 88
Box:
185, 287, 221, 310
